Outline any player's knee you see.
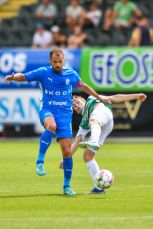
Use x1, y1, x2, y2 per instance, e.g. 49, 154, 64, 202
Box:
63, 149, 71, 158
83, 153, 89, 162
46, 123, 56, 132
83, 151, 94, 162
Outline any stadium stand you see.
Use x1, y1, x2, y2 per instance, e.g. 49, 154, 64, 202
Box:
0, 0, 7, 5
0, 0, 38, 19
0, 0, 153, 47
0, 0, 38, 47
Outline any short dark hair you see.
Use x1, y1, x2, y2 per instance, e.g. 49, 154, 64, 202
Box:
50, 48, 64, 58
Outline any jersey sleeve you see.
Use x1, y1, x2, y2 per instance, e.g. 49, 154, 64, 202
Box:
114, 2, 120, 11
24, 67, 47, 82
130, 2, 137, 11
71, 70, 81, 88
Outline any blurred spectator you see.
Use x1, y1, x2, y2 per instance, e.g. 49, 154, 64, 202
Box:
35, 0, 58, 29
150, 29, 153, 45
102, 0, 115, 31
128, 16, 151, 47
79, 2, 102, 29
50, 25, 67, 48
32, 22, 52, 48
65, 0, 84, 31
104, 0, 142, 31
95, 0, 104, 7
67, 25, 87, 48
82, 0, 104, 9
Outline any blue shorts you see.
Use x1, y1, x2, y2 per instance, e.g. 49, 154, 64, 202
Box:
39, 109, 72, 139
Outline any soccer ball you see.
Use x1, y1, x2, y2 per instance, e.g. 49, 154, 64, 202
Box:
95, 169, 114, 189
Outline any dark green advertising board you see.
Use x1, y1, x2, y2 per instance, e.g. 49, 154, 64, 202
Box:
80, 47, 153, 92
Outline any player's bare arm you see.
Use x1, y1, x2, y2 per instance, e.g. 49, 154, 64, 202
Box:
109, 93, 147, 104
78, 81, 111, 105
71, 135, 82, 155
4, 73, 26, 83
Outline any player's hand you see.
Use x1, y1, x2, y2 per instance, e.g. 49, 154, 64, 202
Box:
3, 73, 14, 83
99, 95, 111, 105
59, 160, 63, 169
137, 93, 147, 102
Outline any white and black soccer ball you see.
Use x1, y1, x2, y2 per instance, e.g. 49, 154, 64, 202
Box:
95, 169, 114, 189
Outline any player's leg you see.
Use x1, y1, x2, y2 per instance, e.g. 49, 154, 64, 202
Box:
36, 130, 53, 175
85, 119, 114, 193
36, 111, 56, 176
98, 120, 114, 147
59, 138, 76, 196
84, 149, 99, 181
89, 117, 113, 181
88, 103, 111, 149
59, 138, 73, 188
79, 104, 113, 150
79, 104, 103, 150
89, 119, 101, 148
56, 113, 76, 195
83, 108, 113, 194
79, 119, 101, 150
83, 148, 105, 194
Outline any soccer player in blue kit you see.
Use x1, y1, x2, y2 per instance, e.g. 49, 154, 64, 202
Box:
4, 48, 111, 196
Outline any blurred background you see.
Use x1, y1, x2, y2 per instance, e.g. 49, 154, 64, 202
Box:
0, 0, 153, 138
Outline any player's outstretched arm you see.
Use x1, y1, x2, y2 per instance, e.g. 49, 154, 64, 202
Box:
4, 73, 26, 83
109, 93, 147, 104
71, 135, 82, 155
78, 81, 111, 105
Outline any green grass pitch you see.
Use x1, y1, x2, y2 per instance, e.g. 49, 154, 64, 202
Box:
0, 140, 153, 229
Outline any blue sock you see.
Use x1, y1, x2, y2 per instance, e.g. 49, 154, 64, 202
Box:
36, 130, 52, 165
63, 157, 73, 188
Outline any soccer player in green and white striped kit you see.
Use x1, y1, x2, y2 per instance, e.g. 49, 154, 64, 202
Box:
65, 93, 147, 194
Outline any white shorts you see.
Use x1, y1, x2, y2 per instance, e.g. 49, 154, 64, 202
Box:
114, 19, 128, 27
76, 103, 114, 151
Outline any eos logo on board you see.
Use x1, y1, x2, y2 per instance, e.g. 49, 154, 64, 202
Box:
0, 53, 27, 72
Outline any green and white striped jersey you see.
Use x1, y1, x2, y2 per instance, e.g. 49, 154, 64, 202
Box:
80, 96, 112, 130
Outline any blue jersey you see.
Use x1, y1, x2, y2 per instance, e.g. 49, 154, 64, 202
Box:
25, 66, 81, 113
